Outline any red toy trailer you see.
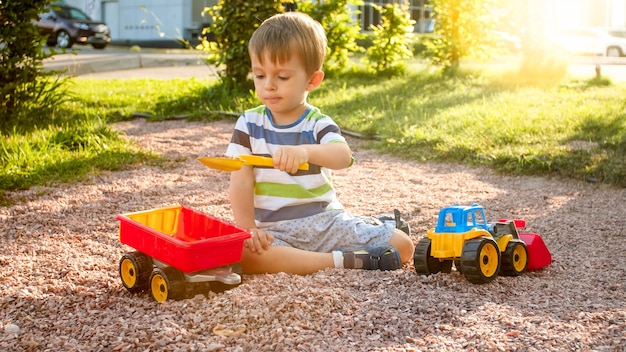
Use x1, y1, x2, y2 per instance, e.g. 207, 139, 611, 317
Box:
117, 205, 251, 302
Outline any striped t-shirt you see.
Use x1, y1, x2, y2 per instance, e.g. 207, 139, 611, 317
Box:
225, 104, 349, 227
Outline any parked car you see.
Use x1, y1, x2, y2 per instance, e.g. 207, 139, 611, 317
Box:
35, 4, 110, 49
608, 29, 626, 39
549, 28, 626, 57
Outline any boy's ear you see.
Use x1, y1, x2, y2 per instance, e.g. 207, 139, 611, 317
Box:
306, 70, 325, 91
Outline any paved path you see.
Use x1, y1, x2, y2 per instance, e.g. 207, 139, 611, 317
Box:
42, 46, 626, 82
43, 46, 217, 79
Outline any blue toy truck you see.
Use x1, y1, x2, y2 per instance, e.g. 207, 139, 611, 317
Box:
413, 204, 529, 284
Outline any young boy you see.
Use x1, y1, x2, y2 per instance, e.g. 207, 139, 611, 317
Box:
225, 12, 414, 275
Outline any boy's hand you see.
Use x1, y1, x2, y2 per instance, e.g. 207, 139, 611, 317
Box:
245, 228, 275, 253
274, 146, 309, 174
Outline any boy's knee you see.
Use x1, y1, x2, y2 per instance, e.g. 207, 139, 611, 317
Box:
390, 229, 414, 263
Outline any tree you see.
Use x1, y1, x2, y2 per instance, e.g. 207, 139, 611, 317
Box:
426, 0, 496, 74
199, 0, 365, 89
199, 1, 283, 90
364, 2, 415, 76
298, 0, 364, 75
0, 0, 59, 129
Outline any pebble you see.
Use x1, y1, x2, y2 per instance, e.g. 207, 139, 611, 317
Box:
4, 324, 20, 335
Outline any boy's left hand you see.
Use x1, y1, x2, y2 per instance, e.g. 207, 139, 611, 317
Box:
245, 228, 275, 254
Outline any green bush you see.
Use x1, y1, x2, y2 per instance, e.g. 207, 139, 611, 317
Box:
199, 1, 283, 90
298, 0, 364, 75
364, 2, 415, 76
426, 0, 496, 74
0, 0, 61, 130
199, 0, 365, 87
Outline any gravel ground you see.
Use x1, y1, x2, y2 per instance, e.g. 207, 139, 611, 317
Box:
1, 119, 625, 352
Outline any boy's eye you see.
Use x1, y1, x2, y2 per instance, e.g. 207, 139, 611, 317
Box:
278, 76, 289, 80
254, 74, 265, 79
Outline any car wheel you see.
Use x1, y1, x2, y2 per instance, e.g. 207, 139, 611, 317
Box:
606, 46, 622, 57
92, 43, 107, 50
56, 30, 73, 49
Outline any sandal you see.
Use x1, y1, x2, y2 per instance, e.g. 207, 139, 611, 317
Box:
375, 209, 411, 236
343, 245, 402, 271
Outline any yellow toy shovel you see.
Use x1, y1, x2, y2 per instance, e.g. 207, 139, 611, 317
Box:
197, 155, 309, 172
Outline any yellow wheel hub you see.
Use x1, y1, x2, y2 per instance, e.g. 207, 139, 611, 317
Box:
479, 242, 499, 277
151, 273, 169, 303
512, 244, 528, 272
120, 258, 137, 288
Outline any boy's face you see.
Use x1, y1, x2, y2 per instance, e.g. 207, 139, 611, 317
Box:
251, 51, 323, 124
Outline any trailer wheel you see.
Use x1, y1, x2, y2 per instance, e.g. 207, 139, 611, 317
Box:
414, 238, 445, 275
119, 252, 153, 293
460, 238, 500, 284
150, 267, 185, 302
500, 240, 528, 276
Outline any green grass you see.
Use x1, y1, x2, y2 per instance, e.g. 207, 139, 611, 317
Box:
64, 78, 259, 121
1, 60, 625, 205
313, 68, 626, 186
0, 117, 159, 201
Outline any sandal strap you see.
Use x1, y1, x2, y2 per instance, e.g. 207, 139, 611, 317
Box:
343, 245, 401, 271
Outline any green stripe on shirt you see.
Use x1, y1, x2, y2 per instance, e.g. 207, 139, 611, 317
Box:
255, 181, 333, 199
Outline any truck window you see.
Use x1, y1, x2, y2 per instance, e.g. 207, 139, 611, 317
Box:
445, 212, 455, 227
474, 210, 485, 225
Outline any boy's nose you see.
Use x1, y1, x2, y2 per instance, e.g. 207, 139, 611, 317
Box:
264, 78, 276, 90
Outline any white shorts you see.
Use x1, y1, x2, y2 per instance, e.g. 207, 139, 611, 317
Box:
262, 209, 396, 253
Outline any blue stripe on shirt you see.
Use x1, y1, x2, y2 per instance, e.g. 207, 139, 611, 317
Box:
247, 122, 316, 146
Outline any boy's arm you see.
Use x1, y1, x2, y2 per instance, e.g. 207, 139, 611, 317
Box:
274, 142, 352, 173
228, 166, 274, 252
228, 166, 256, 230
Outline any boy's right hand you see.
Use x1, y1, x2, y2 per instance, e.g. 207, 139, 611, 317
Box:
245, 228, 275, 254
273, 146, 309, 174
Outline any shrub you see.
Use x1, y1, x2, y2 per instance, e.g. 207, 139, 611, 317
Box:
298, 0, 364, 75
199, 1, 283, 91
0, 0, 62, 130
364, 2, 415, 76
426, 0, 496, 74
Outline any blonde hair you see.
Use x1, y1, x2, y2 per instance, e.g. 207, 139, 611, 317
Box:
249, 12, 327, 74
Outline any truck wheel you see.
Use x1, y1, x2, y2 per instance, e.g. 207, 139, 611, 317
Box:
500, 240, 528, 276
413, 238, 444, 275
460, 238, 500, 284
119, 252, 153, 293
150, 267, 186, 302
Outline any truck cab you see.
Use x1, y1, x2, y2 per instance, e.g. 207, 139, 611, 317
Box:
435, 203, 489, 233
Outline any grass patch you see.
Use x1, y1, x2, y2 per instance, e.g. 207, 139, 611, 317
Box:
311, 65, 625, 187
2, 59, 625, 203
0, 118, 160, 196
68, 78, 257, 121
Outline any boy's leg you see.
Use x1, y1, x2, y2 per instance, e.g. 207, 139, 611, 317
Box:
240, 246, 334, 275
239, 237, 412, 275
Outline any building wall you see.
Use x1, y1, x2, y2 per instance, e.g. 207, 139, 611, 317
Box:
58, 0, 626, 43
117, 0, 189, 41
